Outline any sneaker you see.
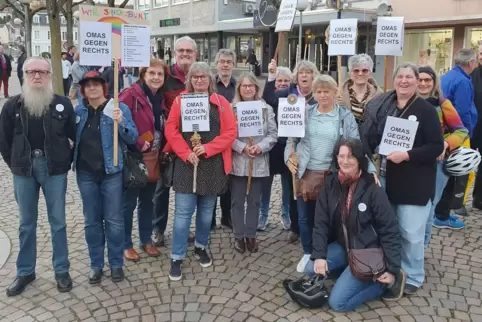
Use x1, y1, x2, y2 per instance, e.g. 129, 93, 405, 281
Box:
453, 206, 468, 217
404, 283, 419, 295
281, 215, 291, 230
169, 260, 182, 281
194, 247, 212, 268
433, 217, 465, 229
257, 216, 268, 231
296, 254, 311, 273
382, 269, 406, 301
449, 214, 460, 221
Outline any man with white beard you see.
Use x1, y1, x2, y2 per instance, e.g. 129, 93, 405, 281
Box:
0, 57, 76, 296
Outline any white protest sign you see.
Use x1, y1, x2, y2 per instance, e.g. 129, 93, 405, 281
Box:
278, 95, 305, 138
79, 21, 112, 67
181, 93, 210, 132
275, 0, 297, 32
121, 24, 151, 67
236, 101, 264, 138
103, 98, 115, 119
379, 116, 419, 156
327, 18, 358, 56
375, 17, 404, 56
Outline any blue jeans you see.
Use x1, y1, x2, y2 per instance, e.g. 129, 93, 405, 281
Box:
260, 173, 291, 219
425, 161, 450, 247
122, 183, 156, 249
77, 171, 124, 270
297, 198, 316, 254
171, 193, 217, 260
394, 200, 431, 287
13, 156, 69, 276
305, 242, 384, 312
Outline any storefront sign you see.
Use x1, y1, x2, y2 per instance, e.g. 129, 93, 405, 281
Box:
379, 116, 418, 156
275, 0, 297, 32
181, 93, 210, 132
236, 101, 264, 137
375, 17, 404, 56
327, 18, 358, 56
278, 95, 305, 138
160, 18, 180, 28
79, 21, 112, 66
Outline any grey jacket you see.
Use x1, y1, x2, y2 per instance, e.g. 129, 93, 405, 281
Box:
71, 61, 88, 90
285, 104, 375, 179
231, 101, 278, 177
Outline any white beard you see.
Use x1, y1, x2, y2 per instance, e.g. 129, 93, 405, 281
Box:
21, 82, 54, 118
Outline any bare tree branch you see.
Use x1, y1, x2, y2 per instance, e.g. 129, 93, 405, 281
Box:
72, 0, 88, 6
31, 6, 46, 16
119, 0, 130, 8
3, 0, 24, 17
59, 6, 67, 16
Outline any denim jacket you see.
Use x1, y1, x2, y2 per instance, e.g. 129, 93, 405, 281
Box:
73, 101, 138, 174
285, 104, 375, 179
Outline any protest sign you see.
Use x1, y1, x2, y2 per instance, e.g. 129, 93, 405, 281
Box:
375, 17, 404, 56
181, 93, 210, 132
121, 24, 151, 67
278, 95, 305, 138
79, 21, 112, 66
327, 18, 358, 56
379, 116, 418, 156
236, 101, 264, 138
275, 0, 297, 32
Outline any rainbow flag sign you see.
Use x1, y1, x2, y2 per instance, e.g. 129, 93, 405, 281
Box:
79, 5, 151, 67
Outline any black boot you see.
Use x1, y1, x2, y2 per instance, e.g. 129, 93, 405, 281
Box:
6, 274, 36, 297
111, 268, 125, 283
55, 273, 73, 292
381, 269, 406, 301
89, 269, 103, 285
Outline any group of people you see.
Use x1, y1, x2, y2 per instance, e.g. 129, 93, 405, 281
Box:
1, 34, 481, 314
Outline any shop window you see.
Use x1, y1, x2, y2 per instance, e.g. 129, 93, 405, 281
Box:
465, 27, 482, 52
154, 0, 169, 6
397, 29, 453, 76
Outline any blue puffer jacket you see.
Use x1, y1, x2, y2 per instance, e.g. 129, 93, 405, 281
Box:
73, 101, 138, 174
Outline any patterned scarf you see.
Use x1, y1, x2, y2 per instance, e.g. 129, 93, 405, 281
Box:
338, 170, 362, 219
348, 86, 371, 123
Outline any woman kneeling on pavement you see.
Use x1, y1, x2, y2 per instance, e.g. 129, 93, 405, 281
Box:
164, 62, 237, 281
305, 138, 405, 312
286, 74, 376, 273
360, 62, 444, 295
73, 71, 138, 284
120, 58, 167, 261
231, 72, 277, 253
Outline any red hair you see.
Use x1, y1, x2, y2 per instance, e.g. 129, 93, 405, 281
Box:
79, 80, 108, 99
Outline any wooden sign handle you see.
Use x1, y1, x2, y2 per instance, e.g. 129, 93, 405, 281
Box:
383, 56, 389, 93
113, 59, 119, 167
337, 55, 342, 92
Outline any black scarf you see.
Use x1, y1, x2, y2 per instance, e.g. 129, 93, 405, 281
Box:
142, 82, 162, 132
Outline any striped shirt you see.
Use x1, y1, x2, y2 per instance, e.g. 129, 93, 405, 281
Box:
306, 105, 340, 170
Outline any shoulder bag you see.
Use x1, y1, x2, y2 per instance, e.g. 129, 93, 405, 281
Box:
122, 143, 148, 189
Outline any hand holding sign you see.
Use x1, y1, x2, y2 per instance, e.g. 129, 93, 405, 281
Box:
387, 151, 409, 164
268, 59, 277, 74
379, 116, 419, 156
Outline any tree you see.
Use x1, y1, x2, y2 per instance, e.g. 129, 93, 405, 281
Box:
1, 0, 46, 57
270, 0, 289, 68
59, 0, 88, 49
46, 0, 66, 95
107, 0, 130, 7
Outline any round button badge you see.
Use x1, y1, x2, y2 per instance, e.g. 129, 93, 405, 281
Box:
358, 203, 367, 212
56, 104, 65, 112
408, 115, 417, 121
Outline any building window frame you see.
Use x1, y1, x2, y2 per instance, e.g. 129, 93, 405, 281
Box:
171, 0, 190, 6
464, 26, 482, 51
137, 0, 151, 10
153, 0, 169, 7
33, 15, 39, 24
34, 30, 40, 40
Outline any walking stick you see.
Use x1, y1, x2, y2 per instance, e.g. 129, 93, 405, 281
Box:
247, 137, 253, 194
190, 132, 202, 193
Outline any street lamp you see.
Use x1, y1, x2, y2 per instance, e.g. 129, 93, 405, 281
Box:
296, 0, 310, 64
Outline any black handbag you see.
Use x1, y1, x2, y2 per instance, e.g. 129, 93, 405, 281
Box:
122, 143, 148, 189
160, 152, 175, 188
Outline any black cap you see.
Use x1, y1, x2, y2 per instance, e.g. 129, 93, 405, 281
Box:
79, 71, 106, 86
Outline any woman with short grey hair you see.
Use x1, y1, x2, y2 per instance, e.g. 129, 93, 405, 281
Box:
275, 67, 292, 90
339, 54, 381, 125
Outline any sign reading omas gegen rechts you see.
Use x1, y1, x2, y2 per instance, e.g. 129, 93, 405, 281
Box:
79, 21, 112, 66
375, 17, 404, 56
181, 93, 210, 132
236, 101, 264, 138
278, 95, 305, 138
379, 116, 418, 156
327, 18, 358, 56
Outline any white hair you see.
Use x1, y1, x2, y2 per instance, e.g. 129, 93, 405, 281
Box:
174, 36, 197, 52
348, 54, 374, 72
454, 48, 476, 66
275, 66, 292, 80
292, 60, 319, 83
23, 56, 52, 73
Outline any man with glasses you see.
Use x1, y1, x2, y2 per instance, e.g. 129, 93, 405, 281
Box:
152, 36, 198, 247
0, 57, 76, 296
212, 49, 237, 229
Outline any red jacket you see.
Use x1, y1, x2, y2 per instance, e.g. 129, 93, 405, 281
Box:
162, 64, 186, 115
119, 83, 163, 151
164, 92, 237, 175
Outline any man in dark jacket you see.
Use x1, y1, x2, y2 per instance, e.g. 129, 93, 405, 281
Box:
17, 45, 27, 86
152, 36, 198, 247
0, 45, 12, 98
471, 44, 482, 209
0, 57, 76, 297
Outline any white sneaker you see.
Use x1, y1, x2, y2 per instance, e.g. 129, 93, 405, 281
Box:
296, 254, 311, 273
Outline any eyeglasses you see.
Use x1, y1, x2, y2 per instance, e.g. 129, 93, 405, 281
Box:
240, 84, 255, 89
176, 48, 194, 54
419, 78, 433, 84
298, 70, 313, 76
351, 68, 370, 75
191, 75, 208, 82
147, 70, 164, 77
25, 70, 50, 77
218, 60, 233, 65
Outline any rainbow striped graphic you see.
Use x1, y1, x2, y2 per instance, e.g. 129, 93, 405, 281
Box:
98, 16, 127, 35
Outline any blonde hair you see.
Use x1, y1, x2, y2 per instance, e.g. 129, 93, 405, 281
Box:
293, 60, 320, 84
185, 62, 216, 94
312, 74, 338, 93
232, 72, 262, 105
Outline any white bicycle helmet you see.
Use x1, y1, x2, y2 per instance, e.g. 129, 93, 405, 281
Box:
444, 147, 481, 176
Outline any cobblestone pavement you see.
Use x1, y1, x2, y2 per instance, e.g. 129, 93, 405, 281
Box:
2, 75, 482, 322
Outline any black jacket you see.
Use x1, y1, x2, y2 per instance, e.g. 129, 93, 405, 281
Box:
471, 66, 482, 150
312, 171, 401, 275
360, 91, 444, 205
262, 81, 317, 175
0, 94, 76, 176
0, 54, 12, 78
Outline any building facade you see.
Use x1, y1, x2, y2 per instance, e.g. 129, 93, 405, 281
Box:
31, 12, 79, 56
